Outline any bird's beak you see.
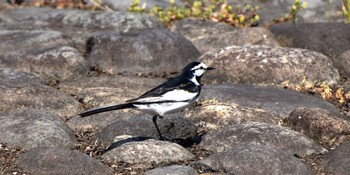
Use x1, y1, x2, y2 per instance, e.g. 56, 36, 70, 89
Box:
206, 67, 215, 70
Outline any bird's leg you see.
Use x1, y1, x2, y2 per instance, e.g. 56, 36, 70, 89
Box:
152, 115, 164, 140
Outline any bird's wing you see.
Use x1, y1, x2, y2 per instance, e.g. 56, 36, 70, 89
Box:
127, 77, 199, 103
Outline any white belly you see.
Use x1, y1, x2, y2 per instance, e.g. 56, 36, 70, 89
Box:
133, 101, 194, 116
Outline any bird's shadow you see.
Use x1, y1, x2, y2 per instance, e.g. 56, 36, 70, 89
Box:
104, 133, 206, 153
105, 136, 153, 152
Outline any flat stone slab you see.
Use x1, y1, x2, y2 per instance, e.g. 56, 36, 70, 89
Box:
0, 68, 82, 119
200, 84, 338, 119
185, 103, 282, 130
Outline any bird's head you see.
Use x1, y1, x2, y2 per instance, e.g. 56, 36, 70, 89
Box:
181, 62, 215, 84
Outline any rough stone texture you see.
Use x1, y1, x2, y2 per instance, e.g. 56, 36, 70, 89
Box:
67, 110, 136, 131
87, 29, 200, 75
321, 142, 350, 175
98, 113, 197, 142
0, 46, 88, 80
0, 8, 164, 45
170, 18, 235, 40
18, 147, 114, 175
172, 18, 279, 53
0, 68, 83, 119
269, 23, 350, 59
200, 122, 327, 157
200, 84, 338, 119
200, 45, 340, 85
145, 165, 198, 175
199, 144, 314, 175
185, 103, 282, 130
102, 0, 184, 11
334, 49, 350, 77
59, 75, 163, 110
0, 30, 73, 54
101, 139, 194, 165
286, 107, 350, 148
194, 27, 280, 54
0, 109, 76, 149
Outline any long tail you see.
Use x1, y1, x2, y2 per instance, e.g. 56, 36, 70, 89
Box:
79, 103, 135, 117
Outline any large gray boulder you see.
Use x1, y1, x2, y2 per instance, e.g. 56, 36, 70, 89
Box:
87, 29, 200, 75
269, 23, 350, 59
200, 45, 340, 85
0, 109, 76, 149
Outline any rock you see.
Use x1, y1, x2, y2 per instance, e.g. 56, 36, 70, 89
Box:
172, 19, 280, 54
145, 165, 198, 175
67, 110, 135, 131
200, 45, 339, 85
98, 113, 197, 142
87, 29, 200, 75
0, 68, 83, 119
185, 103, 282, 130
0, 109, 76, 149
193, 27, 280, 54
334, 49, 350, 77
0, 8, 163, 45
170, 18, 235, 40
321, 142, 350, 175
18, 147, 114, 175
269, 23, 350, 59
200, 84, 338, 119
59, 75, 163, 109
0, 30, 73, 54
101, 139, 194, 165
199, 144, 314, 175
0, 46, 88, 81
200, 122, 327, 157
286, 107, 350, 148
102, 0, 184, 11
291, 0, 343, 23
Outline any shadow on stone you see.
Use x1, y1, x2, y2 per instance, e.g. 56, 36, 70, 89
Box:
105, 136, 153, 152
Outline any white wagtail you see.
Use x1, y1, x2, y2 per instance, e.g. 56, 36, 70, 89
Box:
79, 62, 214, 139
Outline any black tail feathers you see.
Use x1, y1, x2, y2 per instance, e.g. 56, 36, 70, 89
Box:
79, 103, 134, 117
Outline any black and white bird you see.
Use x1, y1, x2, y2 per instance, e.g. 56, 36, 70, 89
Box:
79, 62, 214, 139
